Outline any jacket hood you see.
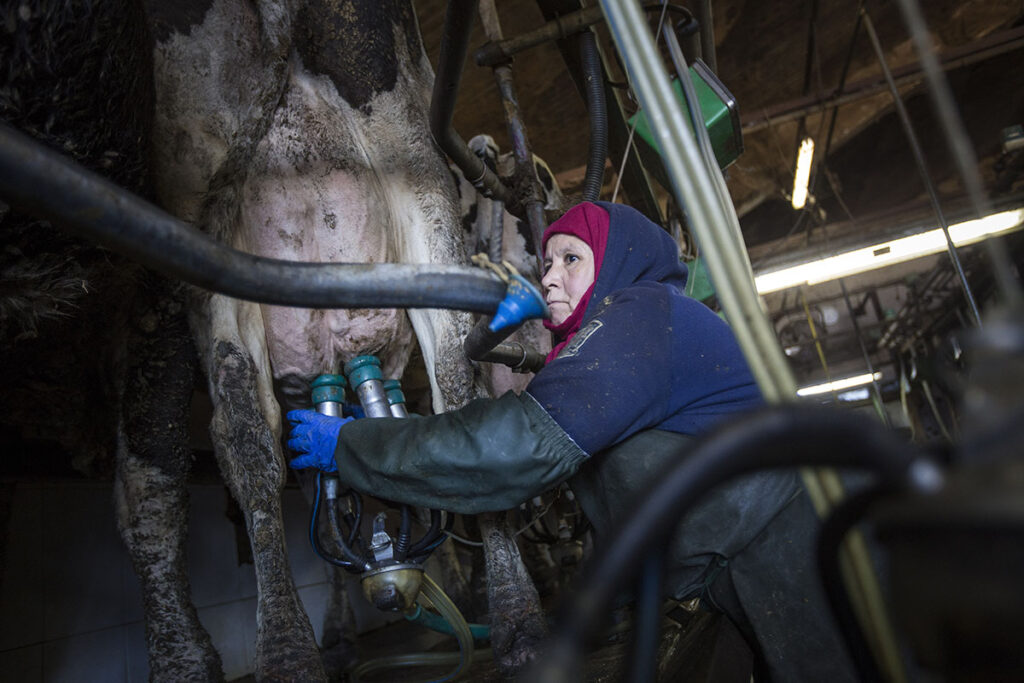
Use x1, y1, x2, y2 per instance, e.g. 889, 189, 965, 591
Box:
590, 201, 688, 306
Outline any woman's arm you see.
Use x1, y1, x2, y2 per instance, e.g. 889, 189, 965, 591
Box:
332, 391, 587, 514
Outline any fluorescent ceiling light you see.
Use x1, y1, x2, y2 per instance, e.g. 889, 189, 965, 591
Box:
798, 372, 881, 397
791, 137, 814, 210
755, 208, 1024, 294
838, 387, 870, 402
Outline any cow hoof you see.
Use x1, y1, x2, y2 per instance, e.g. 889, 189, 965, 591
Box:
321, 640, 358, 680
490, 611, 549, 678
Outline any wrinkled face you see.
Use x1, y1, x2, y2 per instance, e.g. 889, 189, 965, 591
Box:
542, 234, 596, 326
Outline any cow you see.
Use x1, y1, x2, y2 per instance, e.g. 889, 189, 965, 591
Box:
0, 0, 216, 677
2, 0, 561, 677
135, 0, 550, 679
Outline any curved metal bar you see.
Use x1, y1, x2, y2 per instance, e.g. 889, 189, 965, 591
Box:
0, 122, 507, 312
532, 405, 940, 682
586, 5, 909, 677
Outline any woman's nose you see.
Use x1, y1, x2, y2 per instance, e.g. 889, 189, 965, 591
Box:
541, 267, 558, 290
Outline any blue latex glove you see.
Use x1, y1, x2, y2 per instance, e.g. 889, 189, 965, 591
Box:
286, 409, 352, 473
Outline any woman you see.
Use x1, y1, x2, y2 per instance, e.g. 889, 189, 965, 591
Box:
288, 201, 854, 681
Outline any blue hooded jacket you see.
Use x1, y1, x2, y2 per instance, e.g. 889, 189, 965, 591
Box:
527, 201, 762, 455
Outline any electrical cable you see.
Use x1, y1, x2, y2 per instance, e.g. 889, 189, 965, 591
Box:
899, 356, 918, 441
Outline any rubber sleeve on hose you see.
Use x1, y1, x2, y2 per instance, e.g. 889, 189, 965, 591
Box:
580, 29, 608, 203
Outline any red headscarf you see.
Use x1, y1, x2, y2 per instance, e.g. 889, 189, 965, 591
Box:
541, 202, 610, 363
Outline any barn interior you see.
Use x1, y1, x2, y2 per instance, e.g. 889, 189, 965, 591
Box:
2, 0, 1023, 681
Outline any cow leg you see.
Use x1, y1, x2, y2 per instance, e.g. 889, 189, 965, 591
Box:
114, 278, 222, 680
198, 295, 325, 682
405, 255, 549, 680
319, 565, 357, 678
479, 511, 549, 677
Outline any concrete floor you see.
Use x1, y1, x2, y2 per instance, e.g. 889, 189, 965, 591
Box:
0, 478, 393, 681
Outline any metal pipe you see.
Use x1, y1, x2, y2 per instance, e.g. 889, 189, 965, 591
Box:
597, 3, 903, 679
488, 197, 505, 264
862, 10, 982, 328
693, 0, 716, 73
0, 122, 507, 312
475, 5, 605, 66
893, 0, 1022, 307
430, 0, 515, 210
839, 280, 891, 427
479, 0, 547, 272
598, 0, 792, 401
741, 25, 1024, 134
474, 4, 696, 67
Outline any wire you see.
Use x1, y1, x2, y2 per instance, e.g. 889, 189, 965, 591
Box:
610, 1, 672, 205
444, 495, 563, 547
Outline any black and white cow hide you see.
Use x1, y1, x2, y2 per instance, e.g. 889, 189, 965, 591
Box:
0, 1, 217, 678
141, 0, 549, 679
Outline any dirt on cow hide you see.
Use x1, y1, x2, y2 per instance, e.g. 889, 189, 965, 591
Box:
0, 0, 157, 476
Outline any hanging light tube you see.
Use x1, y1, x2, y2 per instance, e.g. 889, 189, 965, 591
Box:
791, 137, 815, 210
798, 372, 882, 397
755, 208, 1024, 294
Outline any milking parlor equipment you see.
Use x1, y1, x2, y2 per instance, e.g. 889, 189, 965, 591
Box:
4, 0, 1024, 679
304, 358, 489, 682
305, 359, 447, 611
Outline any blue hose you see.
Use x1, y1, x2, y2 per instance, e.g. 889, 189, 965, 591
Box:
406, 604, 491, 642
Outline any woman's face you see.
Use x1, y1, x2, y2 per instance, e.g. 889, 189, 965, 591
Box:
542, 233, 596, 326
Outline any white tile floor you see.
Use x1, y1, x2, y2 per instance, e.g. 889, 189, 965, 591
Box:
0, 478, 388, 681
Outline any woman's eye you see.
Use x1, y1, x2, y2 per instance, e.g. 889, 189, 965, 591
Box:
565, 254, 579, 265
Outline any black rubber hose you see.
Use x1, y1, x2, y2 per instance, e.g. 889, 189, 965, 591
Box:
408, 509, 442, 556
817, 485, 898, 683
395, 504, 412, 561
626, 551, 666, 683
464, 316, 521, 362
579, 29, 608, 203
430, 0, 514, 209
310, 473, 370, 571
531, 405, 936, 682
0, 122, 507, 312
347, 490, 363, 550
410, 511, 456, 562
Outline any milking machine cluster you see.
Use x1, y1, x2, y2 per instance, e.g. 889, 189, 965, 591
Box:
305, 356, 450, 613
